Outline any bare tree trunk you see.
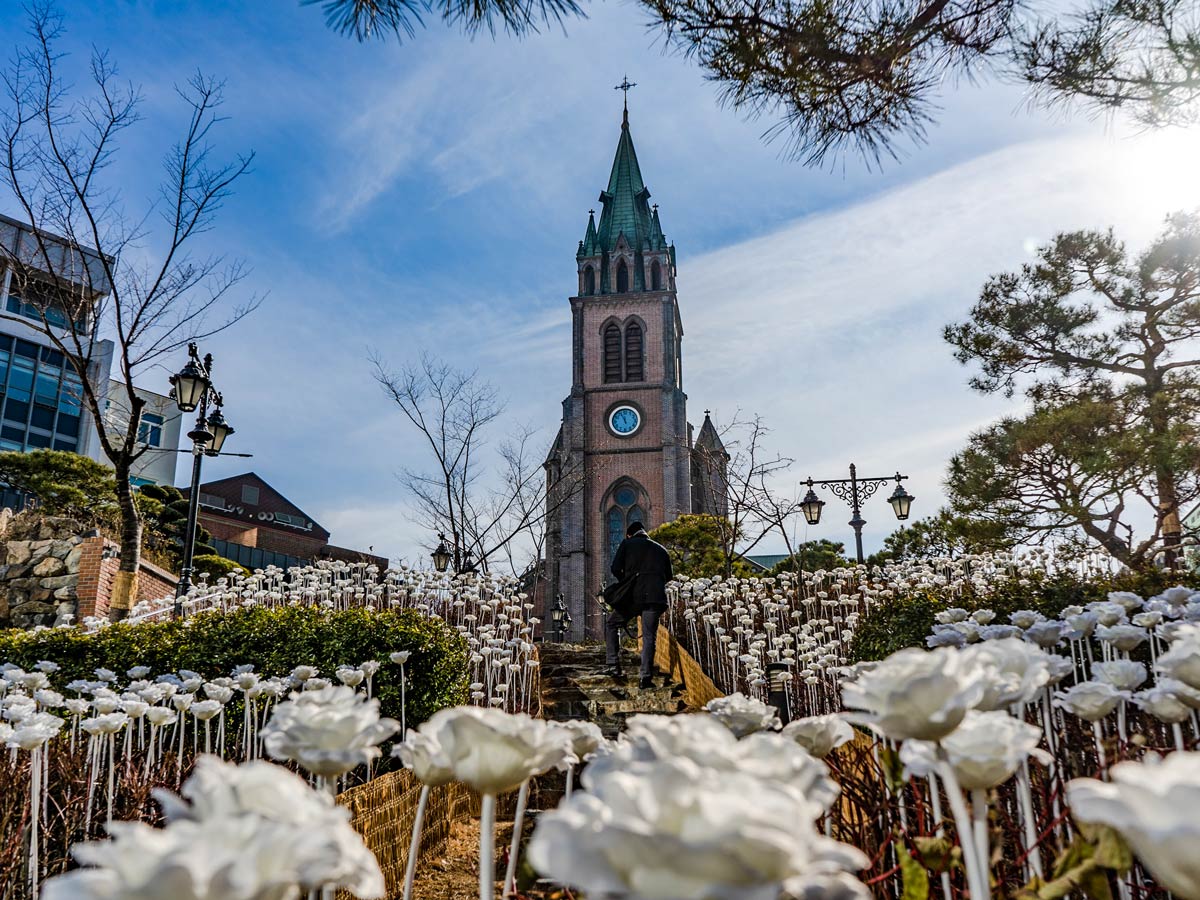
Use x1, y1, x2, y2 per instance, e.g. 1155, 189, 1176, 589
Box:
110, 462, 142, 620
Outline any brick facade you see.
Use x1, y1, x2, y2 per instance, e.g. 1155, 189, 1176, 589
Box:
543, 113, 726, 640
73, 534, 177, 621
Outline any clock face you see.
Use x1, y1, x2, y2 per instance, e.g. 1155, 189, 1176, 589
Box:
609, 405, 641, 436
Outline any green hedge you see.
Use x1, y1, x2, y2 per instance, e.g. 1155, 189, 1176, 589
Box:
0, 605, 468, 729
848, 569, 1200, 663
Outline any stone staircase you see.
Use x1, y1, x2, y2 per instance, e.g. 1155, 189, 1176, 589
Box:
538, 641, 687, 738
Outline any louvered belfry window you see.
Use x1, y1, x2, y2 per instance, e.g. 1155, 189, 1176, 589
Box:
624, 322, 643, 382
603, 323, 623, 383
616, 259, 629, 293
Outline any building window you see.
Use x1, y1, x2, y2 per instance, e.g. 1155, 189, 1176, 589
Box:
241, 484, 260, 505
650, 259, 662, 291
616, 259, 629, 293
624, 322, 643, 381
130, 476, 156, 488
198, 492, 225, 509
138, 412, 164, 447
603, 323, 622, 384
606, 483, 647, 565
583, 265, 595, 296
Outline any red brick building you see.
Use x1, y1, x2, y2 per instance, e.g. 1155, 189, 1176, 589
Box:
184, 473, 387, 569
542, 109, 727, 639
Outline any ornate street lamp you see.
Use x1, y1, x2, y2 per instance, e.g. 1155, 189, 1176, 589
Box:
168, 343, 236, 617
888, 480, 915, 521
170, 358, 209, 412
431, 534, 452, 573
551, 593, 570, 642
800, 488, 825, 527
800, 465, 915, 564
204, 407, 234, 457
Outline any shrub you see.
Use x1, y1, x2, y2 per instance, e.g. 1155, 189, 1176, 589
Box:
191, 554, 249, 580
848, 568, 1200, 662
0, 605, 468, 729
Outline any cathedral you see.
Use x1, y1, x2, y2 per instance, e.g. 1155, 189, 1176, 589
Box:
542, 105, 729, 640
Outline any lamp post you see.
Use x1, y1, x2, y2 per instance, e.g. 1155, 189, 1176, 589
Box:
430, 531, 479, 575
766, 660, 792, 726
550, 593, 571, 642
800, 464, 914, 564
169, 343, 235, 617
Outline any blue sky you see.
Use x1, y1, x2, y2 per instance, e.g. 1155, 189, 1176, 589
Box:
6, 1, 1200, 565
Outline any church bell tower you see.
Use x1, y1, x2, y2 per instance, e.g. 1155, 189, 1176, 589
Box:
543, 102, 714, 640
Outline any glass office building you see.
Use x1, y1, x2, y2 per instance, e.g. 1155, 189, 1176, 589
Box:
0, 334, 86, 453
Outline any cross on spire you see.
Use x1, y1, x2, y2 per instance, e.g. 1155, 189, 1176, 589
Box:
614, 75, 637, 113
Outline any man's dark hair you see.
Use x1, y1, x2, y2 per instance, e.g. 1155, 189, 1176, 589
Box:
626, 521, 646, 537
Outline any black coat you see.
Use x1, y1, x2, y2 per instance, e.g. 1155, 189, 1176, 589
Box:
610, 533, 673, 610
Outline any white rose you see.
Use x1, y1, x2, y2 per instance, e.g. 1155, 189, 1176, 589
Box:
1068, 752, 1200, 899
1157, 627, 1200, 690
963, 639, 1052, 711
936, 710, 1046, 790
421, 706, 573, 794
391, 730, 457, 786
1092, 660, 1147, 691
529, 757, 866, 900
781, 715, 855, 759
262, 685, 399, 777
1132, 688, 1191, 724
1054, 681, 1125, 722
705, 692, 781, 737
842, 647, 985, 741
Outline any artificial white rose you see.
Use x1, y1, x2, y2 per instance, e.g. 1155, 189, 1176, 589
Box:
1068, 752, 1200, 899
1095, 624, 1148, 654
190, 700, 222, 722
391, 730, 456, 786
81, 712, 129, 735
781, 715, 856, 759
1092, 660, 1147, 691
42, 817, 303, 900
420, 706, 573, 794
528, 757, 867, 900
1132, 688, 1192, 724
963, 639, 1052, 711
145, 707, 178, 728
551, 719, 606, 760
842, 647, 986, 741
936, 710, 1047, 790
1157, 626, 1200, 690
6, 711, 64, 750
705, 692, 781, 737
261, 685, 399, 777
152, 756, 384, 898
1054, 682, 1125, 722
1158, 677, 1200, 709
783, 871, 872, 900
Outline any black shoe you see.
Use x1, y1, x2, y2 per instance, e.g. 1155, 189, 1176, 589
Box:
603, 666, 624, 680
639, 675, 654, 689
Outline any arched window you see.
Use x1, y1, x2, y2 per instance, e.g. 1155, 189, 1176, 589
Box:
607, 484, 645, 564
616, 258, 629, 293
650, 259, 662, 291
624, 322, 643, 382
583, 265, 595, 296
603, 323, 622, 384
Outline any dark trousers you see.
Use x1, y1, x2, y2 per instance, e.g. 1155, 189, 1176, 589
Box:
605, 606, 663, 677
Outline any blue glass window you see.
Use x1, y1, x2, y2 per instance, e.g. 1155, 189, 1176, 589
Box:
26, 432, 50, 448
138, 412, 164, 447
607, 507, 624, 565
53, 438, 76, 452
56, 413, 79, 437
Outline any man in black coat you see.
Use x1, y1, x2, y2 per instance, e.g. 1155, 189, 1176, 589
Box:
605, 520, 673, 688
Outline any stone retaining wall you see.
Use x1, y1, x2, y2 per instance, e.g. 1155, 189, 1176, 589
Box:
0, 512, 177, 628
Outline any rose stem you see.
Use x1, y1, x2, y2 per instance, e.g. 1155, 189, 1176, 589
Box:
479, 792, 496, 900
502, 781, 530, 899
402, 784, 430, 900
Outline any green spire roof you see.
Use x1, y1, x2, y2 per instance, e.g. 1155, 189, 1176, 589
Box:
587, 110, 662, 254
